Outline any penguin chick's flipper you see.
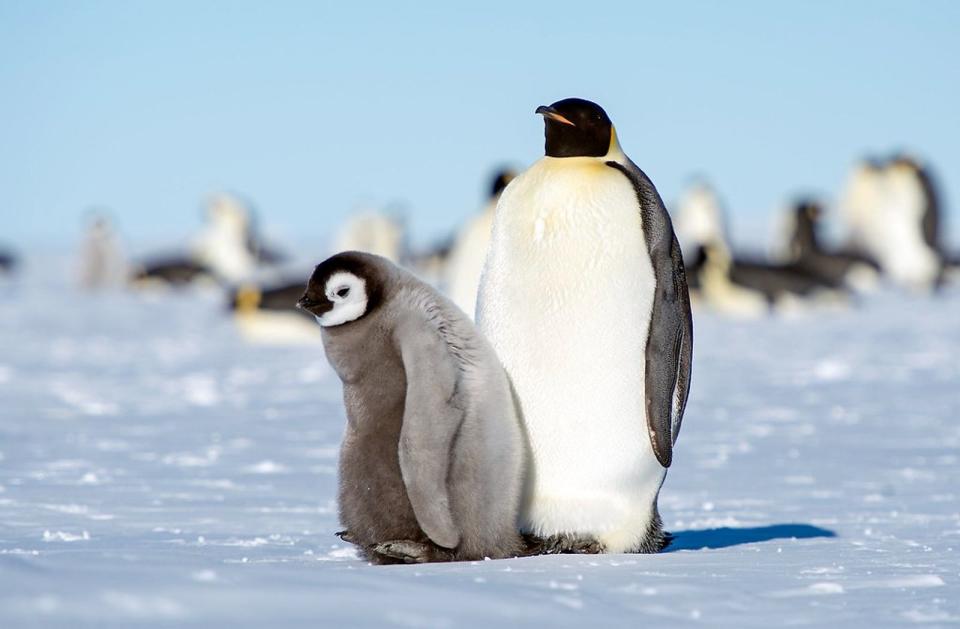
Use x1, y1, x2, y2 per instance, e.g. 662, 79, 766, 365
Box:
370, 540, 455, 564
335, 530, 358, 545
395, 314, 466, 551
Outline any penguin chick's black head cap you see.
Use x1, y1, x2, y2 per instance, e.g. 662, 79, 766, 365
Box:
536, 98, 613, 158
296, 251, 386, 321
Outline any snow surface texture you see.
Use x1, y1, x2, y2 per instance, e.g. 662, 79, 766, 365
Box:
1, 255, 958, 628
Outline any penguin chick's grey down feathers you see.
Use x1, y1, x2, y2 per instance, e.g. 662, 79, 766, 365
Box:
298, 251, 526, 564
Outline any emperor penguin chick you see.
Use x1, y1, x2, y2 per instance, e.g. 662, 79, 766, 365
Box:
478, 98, 694, 554
298, 251, 526, 564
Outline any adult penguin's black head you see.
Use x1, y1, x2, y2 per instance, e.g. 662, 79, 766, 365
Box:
488, 168, 516, 199
535, 98, 613, 158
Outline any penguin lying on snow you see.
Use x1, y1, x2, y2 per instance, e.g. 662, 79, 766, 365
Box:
781, 199, 880, 291
691, 241, 851, 316
687, 244, 769, 318
228, 279, 322, 344
298, 251, 526, 564
132, 257, 216, 286
478, 98, 692, 554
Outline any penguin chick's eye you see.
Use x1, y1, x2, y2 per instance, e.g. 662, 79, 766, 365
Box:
336, 287, 350, 298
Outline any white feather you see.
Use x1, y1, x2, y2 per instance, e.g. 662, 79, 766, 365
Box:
317, 272, 368, 327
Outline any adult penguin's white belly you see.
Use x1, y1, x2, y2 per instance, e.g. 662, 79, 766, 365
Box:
478, 156, 663, 553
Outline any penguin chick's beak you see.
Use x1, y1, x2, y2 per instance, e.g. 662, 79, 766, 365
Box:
535, 105, 576, 127
298, 293, 335, 317
296, 295, 317, 312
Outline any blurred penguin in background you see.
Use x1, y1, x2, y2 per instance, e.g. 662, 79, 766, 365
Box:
133, 193, 283, 288
191, 194, 259, 283
228, 279, 322, 344
690, 240, 849, 317
244, 212, 287, 266
0, 247, 18, 276
888, 154, 959, 284
79, 211, 128, 290
406, 234, 454, 287
674, 179, 731, 260
779, 198, 880, 292
331, 208, 407, 264
672, 181, 847, 314
132, 254, 215, 287
444, 168, 515, 316
839, 155, 943, 291
688, 242, 769, 317
672, 180, 732, 297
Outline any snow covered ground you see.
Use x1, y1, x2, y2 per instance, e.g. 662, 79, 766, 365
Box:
1, 254, 958, 628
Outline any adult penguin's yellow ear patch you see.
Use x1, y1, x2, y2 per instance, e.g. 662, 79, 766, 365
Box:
235, 285, 262, 313
608, 126, 621, 154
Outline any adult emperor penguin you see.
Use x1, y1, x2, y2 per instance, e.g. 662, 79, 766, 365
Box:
672, 179, 731, 297
673, 180, 730, 260
838, 156, 941, 291
133, 193, 278, 288
445, 168, 516, 316
192, 194, 259, 283
332, 209, 407, 264
478, 98, 693, 554
299, 251, 526, 564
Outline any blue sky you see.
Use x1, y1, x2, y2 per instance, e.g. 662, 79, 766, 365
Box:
1, 1, 958, 250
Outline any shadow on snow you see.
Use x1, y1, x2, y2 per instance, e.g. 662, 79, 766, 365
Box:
666, 523, 836, 552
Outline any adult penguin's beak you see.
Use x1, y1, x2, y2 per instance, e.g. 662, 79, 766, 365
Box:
535, 105, 576, 127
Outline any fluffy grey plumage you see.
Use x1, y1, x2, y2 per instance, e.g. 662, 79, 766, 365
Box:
298, 251, 526, 564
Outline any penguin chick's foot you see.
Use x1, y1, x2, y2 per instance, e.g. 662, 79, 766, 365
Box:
370, 540, 454, 564
522, 532, 605, 555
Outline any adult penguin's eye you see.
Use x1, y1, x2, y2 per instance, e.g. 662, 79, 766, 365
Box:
336, 287, 350, 298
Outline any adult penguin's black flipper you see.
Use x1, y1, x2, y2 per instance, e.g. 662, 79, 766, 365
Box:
608, 160, 693, 468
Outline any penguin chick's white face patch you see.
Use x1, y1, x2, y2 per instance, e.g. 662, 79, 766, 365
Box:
317, 272, 368, 327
